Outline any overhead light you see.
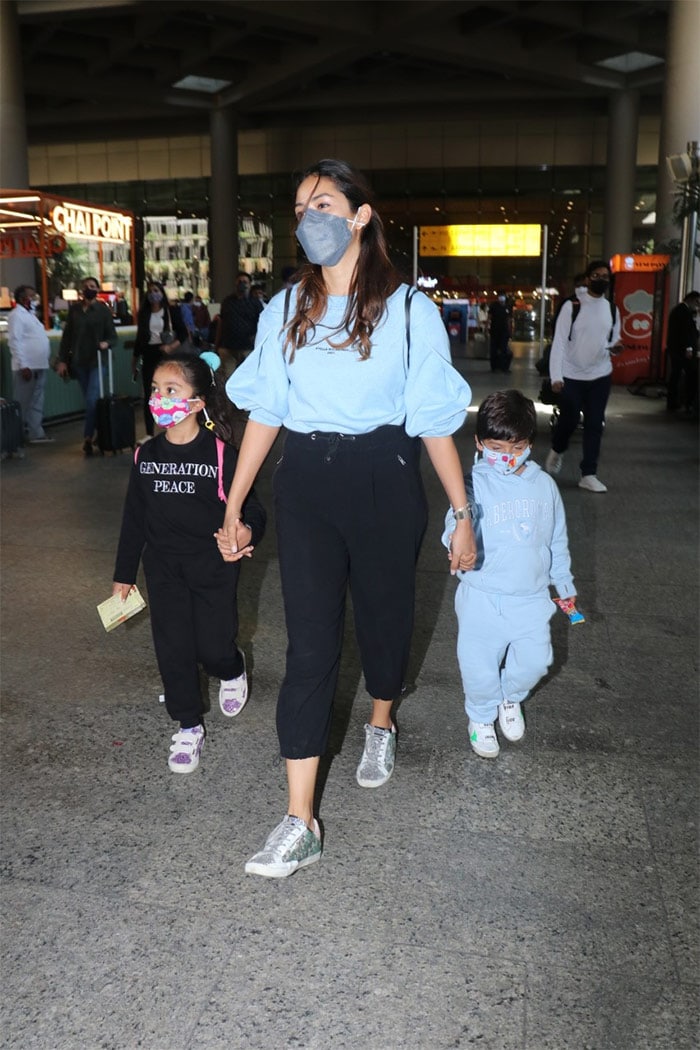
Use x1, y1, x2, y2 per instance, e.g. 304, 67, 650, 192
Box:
596, 51, 663, 73
172, 75, 232, 94
0, 195, 41, 204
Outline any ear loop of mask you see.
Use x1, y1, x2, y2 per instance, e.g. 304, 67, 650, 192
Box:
201, 405, 215, 431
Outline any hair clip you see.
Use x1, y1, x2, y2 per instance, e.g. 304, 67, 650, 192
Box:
200, 351, 221, 384
202, 406, 215, 431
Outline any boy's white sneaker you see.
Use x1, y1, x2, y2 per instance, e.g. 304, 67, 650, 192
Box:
468, 720, 500, 759
168, 725, 205, 773
578, 474, 607, 493
545, 450, 562, 476
498, 700, 525, 742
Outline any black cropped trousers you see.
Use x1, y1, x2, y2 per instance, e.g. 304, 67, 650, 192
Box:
272, 425, 429, 760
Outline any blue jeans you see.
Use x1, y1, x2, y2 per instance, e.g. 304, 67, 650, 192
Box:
74, 364, 106, 440
551, 374, 612, 477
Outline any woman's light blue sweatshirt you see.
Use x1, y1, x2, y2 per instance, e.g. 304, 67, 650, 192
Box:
226, 283, 472, 436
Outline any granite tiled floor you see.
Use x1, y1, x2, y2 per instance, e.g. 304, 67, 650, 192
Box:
1, 344, 698, 1049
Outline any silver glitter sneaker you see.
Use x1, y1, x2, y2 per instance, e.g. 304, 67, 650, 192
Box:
244, 815, 322, 878
355, 723, 397, 788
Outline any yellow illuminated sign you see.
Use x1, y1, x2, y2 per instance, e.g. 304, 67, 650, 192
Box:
420, 224, 542, 257
50, 203, 133, 243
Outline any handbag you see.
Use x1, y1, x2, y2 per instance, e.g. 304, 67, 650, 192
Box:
160, 328, 176, 346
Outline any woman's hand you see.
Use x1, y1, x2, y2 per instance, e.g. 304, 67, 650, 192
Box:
448, 518, 477, 575
112, 582, 135, 601
55, 361, 69, 378
214, 520, 254, 562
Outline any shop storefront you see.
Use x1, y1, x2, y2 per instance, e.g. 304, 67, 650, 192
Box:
1, 191, 137, 419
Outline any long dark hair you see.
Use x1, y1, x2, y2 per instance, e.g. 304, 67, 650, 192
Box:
285, 158, 402, 361
155, 352, 239, 446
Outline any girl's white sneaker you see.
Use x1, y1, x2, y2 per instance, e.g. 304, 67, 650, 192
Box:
168, 725, 205, 772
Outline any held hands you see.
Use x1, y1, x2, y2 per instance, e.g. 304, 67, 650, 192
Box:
448, 518, 477, 575
214, 519, 254, 562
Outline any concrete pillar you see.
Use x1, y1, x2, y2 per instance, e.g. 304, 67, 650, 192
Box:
655, 0, 700, 297
603, 89, 640, 262
209, 107, 238, 302
0, 0, 35, 291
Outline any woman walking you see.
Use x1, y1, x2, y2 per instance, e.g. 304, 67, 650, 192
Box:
217, 159, 476, 877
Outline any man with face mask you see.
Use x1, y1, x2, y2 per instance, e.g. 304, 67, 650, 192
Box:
545, 260, 622, 492
56, 276, 117, 455
7, 285, 54, 444
216, 271, 264, 368
665, 290, 700, 416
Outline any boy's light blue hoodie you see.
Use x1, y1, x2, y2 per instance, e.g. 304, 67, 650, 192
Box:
442, 459, 575, 599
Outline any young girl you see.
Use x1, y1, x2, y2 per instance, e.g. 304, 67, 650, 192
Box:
112, 351, 266, 772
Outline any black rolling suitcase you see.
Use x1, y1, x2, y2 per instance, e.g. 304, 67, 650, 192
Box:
95, 347, 135, 455
0, 398, 24, 460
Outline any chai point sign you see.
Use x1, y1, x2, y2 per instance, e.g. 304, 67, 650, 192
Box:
420, 224, 542, 258
50, 202, 133, 244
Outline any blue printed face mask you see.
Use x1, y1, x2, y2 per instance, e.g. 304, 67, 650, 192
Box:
295, 208, 363, 267
480, 444, 531, 475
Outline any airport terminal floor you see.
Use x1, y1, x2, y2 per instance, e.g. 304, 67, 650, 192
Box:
1, 341, 698, 1049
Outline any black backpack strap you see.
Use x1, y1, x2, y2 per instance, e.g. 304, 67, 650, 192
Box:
405, 284, 417, 371
567, 298, 581, 340
282, 285, 292, 326
608, 300, 616, 343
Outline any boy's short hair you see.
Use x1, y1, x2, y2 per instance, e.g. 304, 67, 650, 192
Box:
476, 390, 537, 443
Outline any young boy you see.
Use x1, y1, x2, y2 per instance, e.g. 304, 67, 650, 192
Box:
442, 390, 577, 758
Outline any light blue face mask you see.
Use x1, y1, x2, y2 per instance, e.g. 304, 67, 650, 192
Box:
295, 208, 361, 267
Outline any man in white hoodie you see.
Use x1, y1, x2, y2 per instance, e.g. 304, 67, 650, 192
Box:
7, 285, 54, 444
545, 260, 622, 492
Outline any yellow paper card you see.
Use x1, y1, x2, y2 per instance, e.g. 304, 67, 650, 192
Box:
97, 587, 147, 632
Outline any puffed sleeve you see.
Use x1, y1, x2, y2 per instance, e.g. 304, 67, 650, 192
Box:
225, 294, 290, 427
403, 292, 472, 437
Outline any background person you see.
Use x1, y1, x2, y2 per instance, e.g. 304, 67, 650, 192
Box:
665, 290, 700, 416
132, 281, 188, 445
545, 260, 622, 492
216, 158, 476, 879
216, 271, 264, 369
7, 284, 54, 445
56, 277, 117, 456
487, 292, 512, 374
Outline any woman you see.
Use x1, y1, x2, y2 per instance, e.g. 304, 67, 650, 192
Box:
217, 159, 476, 878
132, 281, 188, 444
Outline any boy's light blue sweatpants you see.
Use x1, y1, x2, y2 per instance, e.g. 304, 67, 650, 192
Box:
454, 583, 555, 724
